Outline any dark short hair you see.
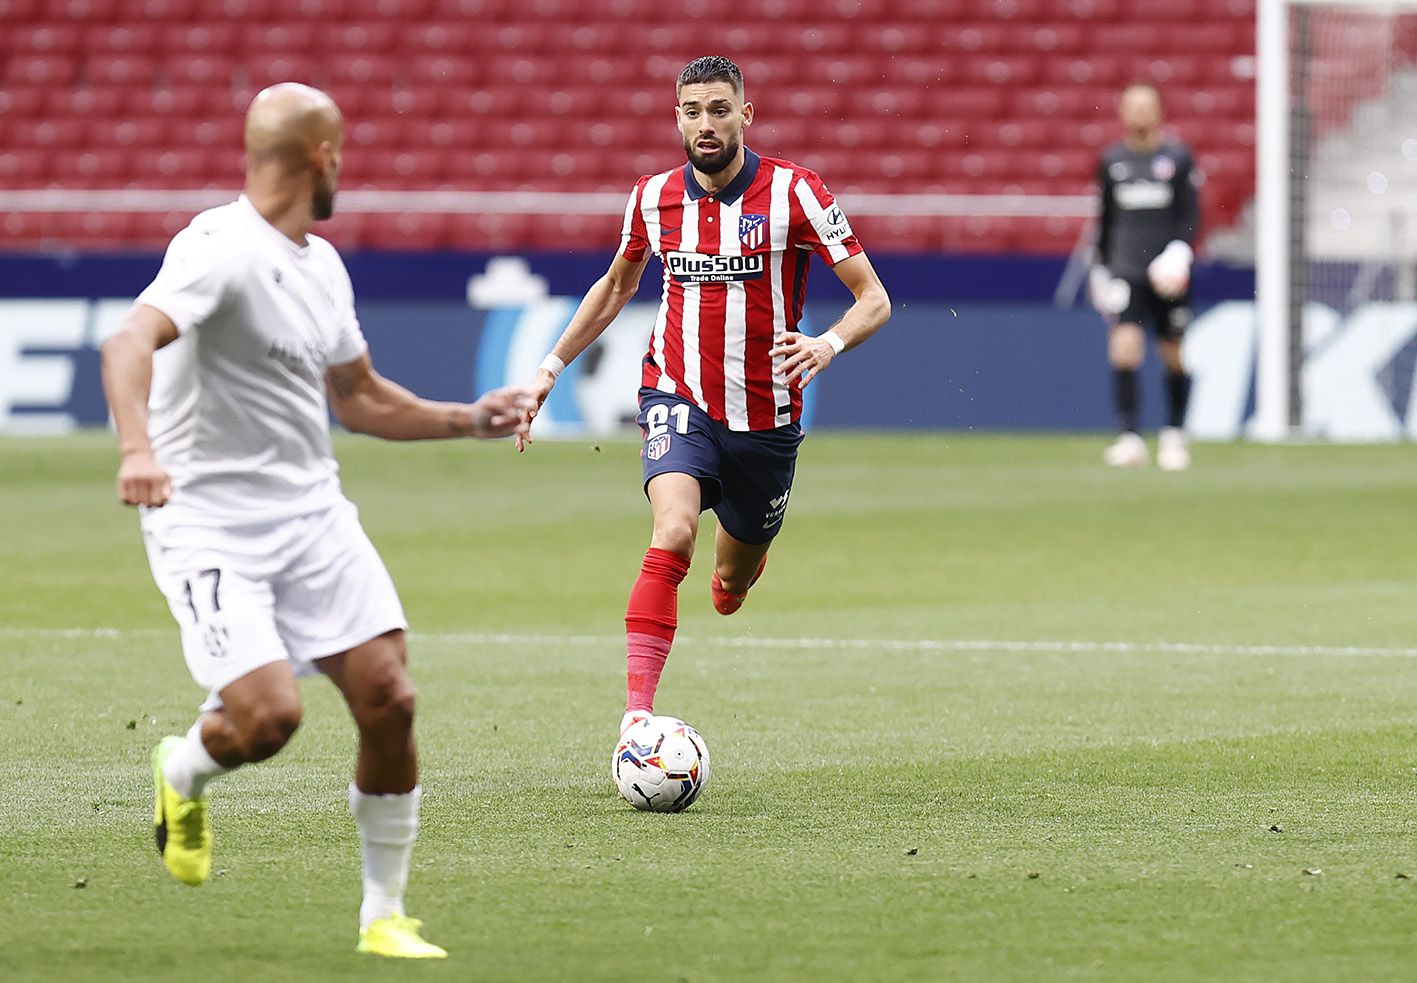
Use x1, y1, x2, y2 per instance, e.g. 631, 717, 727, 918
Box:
677, 56, 744, 96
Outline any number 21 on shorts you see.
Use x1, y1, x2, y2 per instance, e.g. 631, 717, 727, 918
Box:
645, 403, 690, 462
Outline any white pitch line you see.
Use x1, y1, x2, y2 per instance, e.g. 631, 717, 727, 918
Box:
6, 627, 1417, 660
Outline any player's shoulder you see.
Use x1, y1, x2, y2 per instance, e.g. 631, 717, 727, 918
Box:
173, 200, 243, 242
1160, 139, 1195, 165
757, 154, 826, 186
159, 201, 248, 270
626, 165, 685, 199
1099, 142, 1130, 165
305, 232, 354, 287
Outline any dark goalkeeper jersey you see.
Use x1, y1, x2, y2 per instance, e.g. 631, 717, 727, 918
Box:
1095, 140, 1201, 282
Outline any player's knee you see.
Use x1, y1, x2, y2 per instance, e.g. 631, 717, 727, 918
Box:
356, 672, 417, 734
651, 518, 697, 558
239, 702, 302, 761
1108, 331, 1144, 368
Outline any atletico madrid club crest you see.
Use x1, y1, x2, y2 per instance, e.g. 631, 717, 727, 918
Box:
739, 213, 767, 250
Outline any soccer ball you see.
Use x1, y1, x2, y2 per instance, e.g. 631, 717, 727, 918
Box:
612, 715, 711, 813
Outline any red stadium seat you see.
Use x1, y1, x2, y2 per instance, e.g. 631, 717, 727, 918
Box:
124, 85, 206, 117
163, 22, 240, 54
937, 22, 1014, 53
408, 54, 481, 86
328, 21, 399, 53
362, 148, 449, 187
10, 118, 87, 148
437, 85, 521, 119
0, 0, 1256, 253
163, 54, 236, 86
83, 23, 160, 54
0, 86, 47, 119
362, 213, 449, 249
10, 24, 83, 54
0, 0, 42, 19
243, 53, 318, 87
42, 0, 119, 20
4, 54, 80, 86
48, 211, 137, 246
0, 149, 48, 186
1060, 0, 1124, 20
346, 0, 432, 17
961, 55, 1044, 87
325, 54, 402, 86
1024, 22, 1086, 53
239, 22, 319, 53
116, 0, 200, 18
0, 211, 52, 246
130, 148, 211, 182
51, 148, 137, 185
88, 117, 168, 148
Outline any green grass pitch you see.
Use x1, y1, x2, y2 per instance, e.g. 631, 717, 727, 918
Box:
4, 431, 1417, 981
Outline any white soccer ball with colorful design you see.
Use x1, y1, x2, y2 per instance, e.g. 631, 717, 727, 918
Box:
613, 715, 711, 812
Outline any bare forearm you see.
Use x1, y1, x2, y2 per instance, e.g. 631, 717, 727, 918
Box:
822, 285, 891, 351
335, 375, 481, 440
100, 332, 157, 457
547, 274, 637, 365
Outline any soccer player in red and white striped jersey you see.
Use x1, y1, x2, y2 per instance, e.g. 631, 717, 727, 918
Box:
518, 56, 891, 734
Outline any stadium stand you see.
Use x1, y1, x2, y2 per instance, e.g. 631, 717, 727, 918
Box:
0, 0, 1258, 252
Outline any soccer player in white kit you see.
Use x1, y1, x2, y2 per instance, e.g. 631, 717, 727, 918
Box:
100, 83, 533, 960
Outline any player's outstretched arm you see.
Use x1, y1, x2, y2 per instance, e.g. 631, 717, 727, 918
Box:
771, 252, 891, 387
515, 253, 649, 452
326, 354, 535, 441
101, 304, 179, 507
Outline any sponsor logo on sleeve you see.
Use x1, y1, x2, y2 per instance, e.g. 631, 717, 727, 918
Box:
816, 204, 853, 244
664, 251, 765, 283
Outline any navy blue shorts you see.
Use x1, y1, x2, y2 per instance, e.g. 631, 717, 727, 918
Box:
637, 388, 803, 546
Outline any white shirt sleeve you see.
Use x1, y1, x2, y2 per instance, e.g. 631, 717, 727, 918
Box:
325, 251, 369, 367
135, 226, 232, 335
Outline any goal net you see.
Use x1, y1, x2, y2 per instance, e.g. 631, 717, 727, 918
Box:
1257, 0, 1417, 439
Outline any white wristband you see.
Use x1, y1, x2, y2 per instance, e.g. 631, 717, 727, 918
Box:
538, 353, 566, 379
821, 330, 846, 355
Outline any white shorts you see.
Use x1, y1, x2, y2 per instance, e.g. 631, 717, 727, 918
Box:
142, 499, 408, 707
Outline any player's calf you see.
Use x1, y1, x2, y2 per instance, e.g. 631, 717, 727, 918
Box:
711, 555, 768, 616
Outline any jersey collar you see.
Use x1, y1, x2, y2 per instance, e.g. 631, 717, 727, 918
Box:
682, 148, 760, 206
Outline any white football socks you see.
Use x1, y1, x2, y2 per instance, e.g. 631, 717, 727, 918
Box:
350, 783, 421, 929
163, 720, 230, 799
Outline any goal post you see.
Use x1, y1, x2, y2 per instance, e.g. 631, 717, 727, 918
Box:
1256, 0, 1417, 441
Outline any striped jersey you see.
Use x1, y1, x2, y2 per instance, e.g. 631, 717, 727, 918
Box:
618, 148, 863, 432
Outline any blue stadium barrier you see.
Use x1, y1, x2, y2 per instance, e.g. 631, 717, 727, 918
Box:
0, 249, 1259, 435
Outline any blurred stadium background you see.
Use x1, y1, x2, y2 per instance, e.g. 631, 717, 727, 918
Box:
2, 0, 1415, 438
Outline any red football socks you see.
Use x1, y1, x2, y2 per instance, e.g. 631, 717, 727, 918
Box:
624, 547, 692, 712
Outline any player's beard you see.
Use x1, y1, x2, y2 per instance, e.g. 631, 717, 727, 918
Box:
684, 134, 739, 175
312, 176, 336, 221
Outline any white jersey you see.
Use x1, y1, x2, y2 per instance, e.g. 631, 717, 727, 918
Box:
135, 196, 367, 527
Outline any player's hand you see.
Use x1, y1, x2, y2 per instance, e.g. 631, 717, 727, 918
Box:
1147, 240, 1193, 300
514, 370, 557, 453
469, 386, 538, 440
770, 332, 837, 388
1088, 266, 1134, 317
117, 451, 172, 507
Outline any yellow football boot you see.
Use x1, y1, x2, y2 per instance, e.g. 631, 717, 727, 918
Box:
356, 915, 448, 959
151, 735, 211, 886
